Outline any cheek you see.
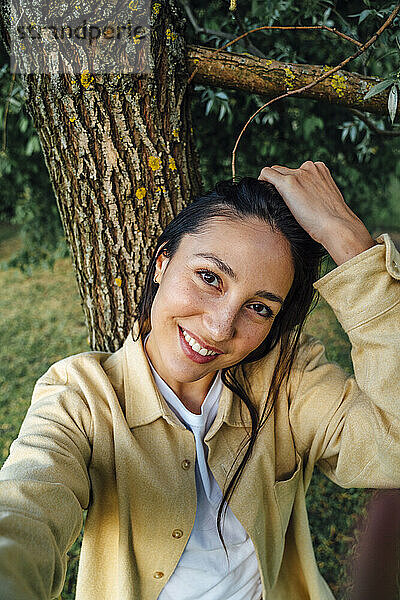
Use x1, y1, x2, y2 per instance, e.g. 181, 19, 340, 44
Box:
253, 319, 274, 350
237, 321, 273, 354
156, 275, 205, 316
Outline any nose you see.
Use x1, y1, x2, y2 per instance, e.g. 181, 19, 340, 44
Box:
202, 304, 238, 343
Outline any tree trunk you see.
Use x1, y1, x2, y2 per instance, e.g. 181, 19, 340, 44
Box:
5, 1, 202, 352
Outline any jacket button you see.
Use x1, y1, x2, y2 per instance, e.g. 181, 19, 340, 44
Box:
181, 459, 191, 470
172, 529, 183, 539
153, 571, 164, 579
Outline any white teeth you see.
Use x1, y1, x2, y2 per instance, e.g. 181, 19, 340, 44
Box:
181, 329, 218, 356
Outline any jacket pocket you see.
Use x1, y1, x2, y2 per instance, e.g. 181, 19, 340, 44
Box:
273, 452, 302, 538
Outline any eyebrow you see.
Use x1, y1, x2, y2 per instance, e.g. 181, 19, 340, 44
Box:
193, 252, 284, 305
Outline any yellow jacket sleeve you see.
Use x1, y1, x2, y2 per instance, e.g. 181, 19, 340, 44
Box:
0, 359, 92, 599
289, 234, 400, 488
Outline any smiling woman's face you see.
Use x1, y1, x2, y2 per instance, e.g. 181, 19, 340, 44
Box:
145, 216, 295, 407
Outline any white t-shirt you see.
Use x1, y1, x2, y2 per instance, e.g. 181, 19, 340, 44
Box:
144, 337, 262, 600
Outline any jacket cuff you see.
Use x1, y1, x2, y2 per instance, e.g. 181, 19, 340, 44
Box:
312, 233, 400, 332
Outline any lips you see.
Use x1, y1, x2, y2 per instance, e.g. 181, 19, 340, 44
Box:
178, 326, 222, 364
181, 326, 223, 354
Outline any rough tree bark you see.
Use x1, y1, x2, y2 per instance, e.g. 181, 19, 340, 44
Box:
2, 1, 202, 352
188, 45, 397, 117
0, 2, 396, 352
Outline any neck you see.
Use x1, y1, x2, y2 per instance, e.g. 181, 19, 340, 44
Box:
143, 332, 218, 413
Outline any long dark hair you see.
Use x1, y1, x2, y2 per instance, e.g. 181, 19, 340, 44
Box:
133, 177, 327, 553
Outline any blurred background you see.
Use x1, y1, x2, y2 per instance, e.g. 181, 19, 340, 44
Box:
0, 1, 399, 598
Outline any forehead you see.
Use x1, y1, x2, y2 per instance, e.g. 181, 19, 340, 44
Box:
177, 216, 295, 297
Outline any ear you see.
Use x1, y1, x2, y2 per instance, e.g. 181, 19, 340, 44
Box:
154, 248, 170, 281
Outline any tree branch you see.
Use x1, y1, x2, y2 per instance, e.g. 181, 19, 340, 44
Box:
182, 2, 232, 39
187, 45, 396, 117
349, 108, 400, 137
229, 4, 400, 176
1, 66, 16, 153
187, 23, 363, 86
230, 10, 266, 58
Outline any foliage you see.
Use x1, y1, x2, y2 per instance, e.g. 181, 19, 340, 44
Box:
0, 46, 68, 270
306, 471, 370, 599
187, 0, 400, 234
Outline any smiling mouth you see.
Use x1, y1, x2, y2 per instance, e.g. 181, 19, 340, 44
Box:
178, 326, 222, 364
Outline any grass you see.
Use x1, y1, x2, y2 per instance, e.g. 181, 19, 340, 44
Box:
0, 223, 22, 262
0, 225, 371, 599
0, 244, 89, 462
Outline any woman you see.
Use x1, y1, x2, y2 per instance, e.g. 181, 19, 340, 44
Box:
0, 161, 399, 600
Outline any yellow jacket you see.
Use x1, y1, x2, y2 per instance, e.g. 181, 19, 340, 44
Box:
0, 234, 399, 600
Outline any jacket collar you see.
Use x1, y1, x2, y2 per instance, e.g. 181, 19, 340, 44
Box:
121, 324, 256, 430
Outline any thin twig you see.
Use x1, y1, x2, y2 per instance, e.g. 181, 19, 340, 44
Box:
183, 2, 232, 39
349, 108, 400, 137
231, 4, 400, 177
183, 2, 265, 58
1, 65, 16, 153
187, 24, 362, 85
231, 11, 266, 58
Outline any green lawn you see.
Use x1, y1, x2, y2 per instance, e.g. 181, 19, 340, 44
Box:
0, 226, 371, 599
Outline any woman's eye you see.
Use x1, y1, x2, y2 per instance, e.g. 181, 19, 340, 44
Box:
196, 273, 273, 317
249, 303, 274, 318
198, 270, 220, 288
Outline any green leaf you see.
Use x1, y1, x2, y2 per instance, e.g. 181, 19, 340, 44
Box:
205, 98, 213, 116
25, 137, 40, 156
19, 117, 29, 133
359, 9, 373, 24
302, 115, 324, 141
388, 84, 398, 124
363, 79, 394, 100
348, 9, 373, 22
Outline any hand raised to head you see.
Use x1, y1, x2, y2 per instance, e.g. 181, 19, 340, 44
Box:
258, 161, 376, 265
